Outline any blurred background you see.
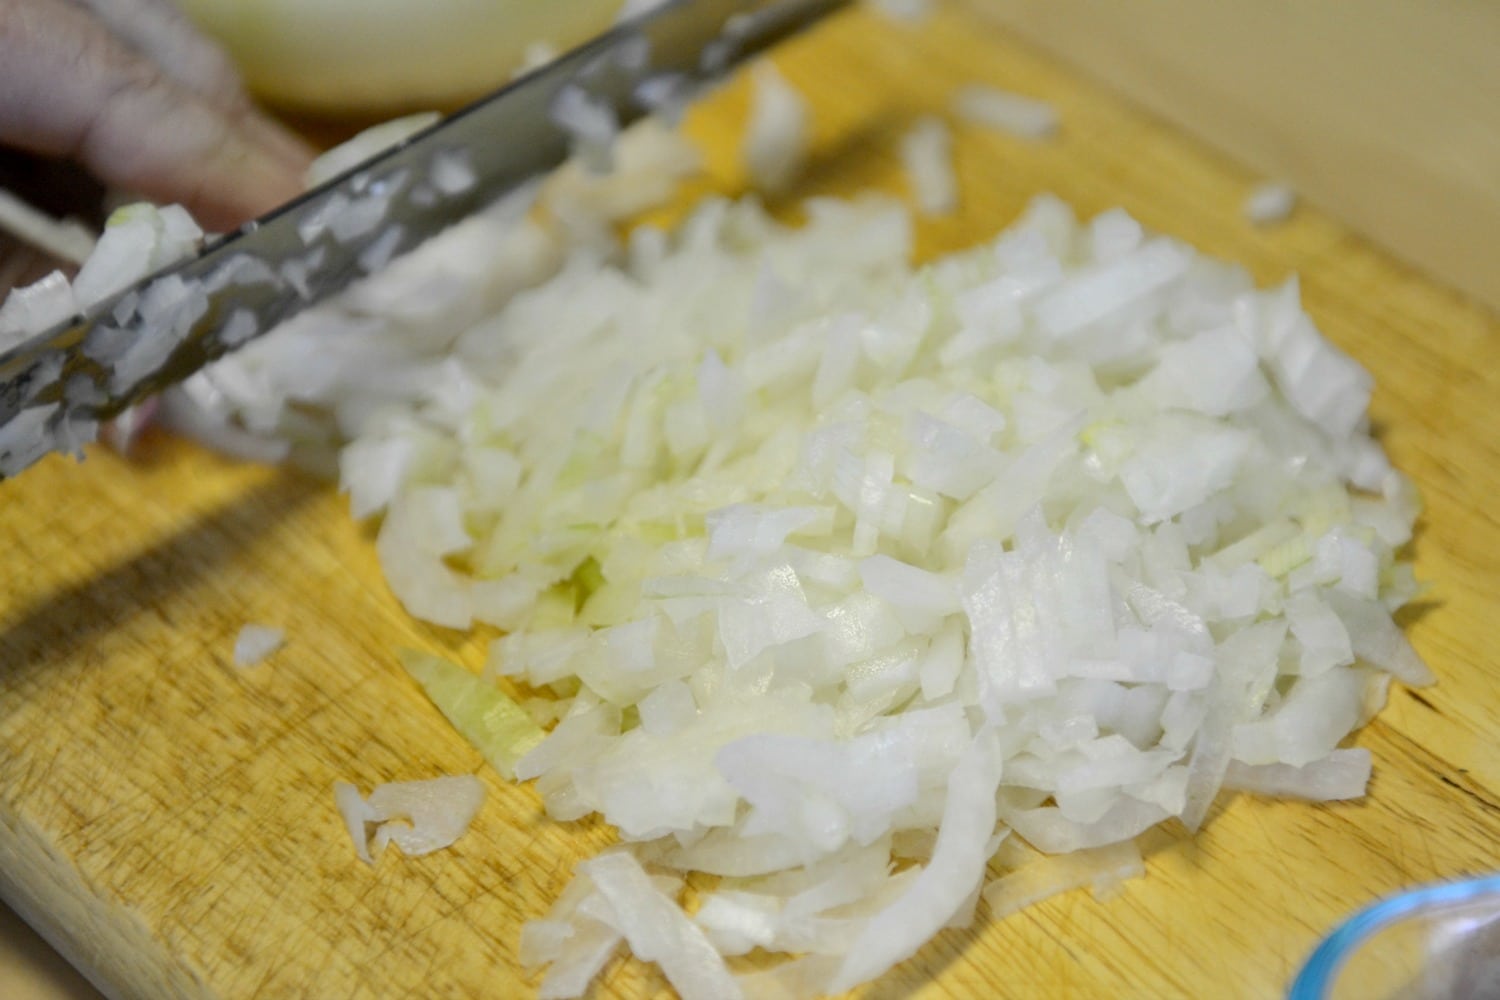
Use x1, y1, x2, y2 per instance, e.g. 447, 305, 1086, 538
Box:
177, 0, 637, 122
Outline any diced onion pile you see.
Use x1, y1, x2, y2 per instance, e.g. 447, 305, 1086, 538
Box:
181, 167, 1424, 992
0, 44, 1430, 999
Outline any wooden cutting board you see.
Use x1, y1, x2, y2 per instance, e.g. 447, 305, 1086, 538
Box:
3, 6, 1498, 998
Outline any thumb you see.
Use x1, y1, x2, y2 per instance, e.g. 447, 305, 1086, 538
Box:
0, 0, 312, 232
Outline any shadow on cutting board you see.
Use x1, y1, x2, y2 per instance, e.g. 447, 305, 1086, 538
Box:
0, 469, 322, 686
0, 899, 99, 1000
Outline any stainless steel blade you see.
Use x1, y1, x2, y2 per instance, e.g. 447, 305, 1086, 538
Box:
0, 0, 848, 479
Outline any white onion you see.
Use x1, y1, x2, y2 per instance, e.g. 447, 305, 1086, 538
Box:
70, 204, 202, 312
0, 269, 78, 344
551, 85, 621, 174
203, 254, 277, 296
830, 729, 1002, 991
1244, 182, 1297, 225
517, 41, 560, 77
357, 226, 406, 274
39, 94, 1429, 994
52, 412, 98, 458
1326, 590, 1433, 687
157, 394, 290, 464
1224, 748, 1371, 801
0, 403, 60, 477
537, 918, 621, 999
634, 72, 696, 125
614, 0, 669, 23
743, 63, 809, 194
305, 113, 440, 188
899, 116, 957, 216
269, 192, 1421, 993
109, 275, 210, 392
232, 624, 285, 667
953, 85, 1059, 140
982, 838, 1144, 916
333, 783, 376, 864
580, 852, 742, 1000
430, 149, 477, 196
334, 775, 485, 864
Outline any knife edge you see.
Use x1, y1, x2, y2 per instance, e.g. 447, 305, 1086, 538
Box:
0, 0, 850, 479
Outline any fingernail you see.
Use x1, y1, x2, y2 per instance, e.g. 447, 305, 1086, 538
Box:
192, 142, 305, 230
241, 113, 317, 175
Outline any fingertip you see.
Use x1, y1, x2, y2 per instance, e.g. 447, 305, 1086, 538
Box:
158, 108, 315, 231
194, 113, 319, 229
239, 110, 318, 178
184, 145, 307, 232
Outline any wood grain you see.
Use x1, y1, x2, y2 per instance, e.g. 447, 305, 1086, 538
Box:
958, 0, 1500, 315
2, 6, 1498, 998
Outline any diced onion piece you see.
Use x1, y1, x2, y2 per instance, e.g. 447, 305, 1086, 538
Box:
333, 782, 376, 864
580, 852, 743, 1000
742, 63, 809, 194
900, 116, 957, 216
953, 84, 1059, 139
71, 203, 201, 311
552, 85, 620, 174
517, 41, 559, 76
399, 649, 545, 779
306, 113, 439, 188
869, 0, 932, 21
1244, 182, 1297, 225
615, 0, 670, 23
983, 838, 1144, 916
1224, 748, 1371, 801
537, 918, 621, 999
0, 404, 60, 477
232, 624, 285, 667
0, 271, 79, 350
1326, 590, 1434, 687
335, 774, 484, 864
831, 730, 1001, 992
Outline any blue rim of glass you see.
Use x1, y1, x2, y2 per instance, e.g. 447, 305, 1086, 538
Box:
1288, 875, 1500, 998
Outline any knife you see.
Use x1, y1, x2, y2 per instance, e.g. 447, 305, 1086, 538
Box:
0, 0, 849, 479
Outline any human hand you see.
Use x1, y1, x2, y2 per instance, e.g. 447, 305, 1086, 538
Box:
0, 0, 313, 244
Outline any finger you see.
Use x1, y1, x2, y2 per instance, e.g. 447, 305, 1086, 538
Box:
68, 0, 247, 110
65, 0, 314, 170
232, 104, 319, 174
0, 0, 311, 231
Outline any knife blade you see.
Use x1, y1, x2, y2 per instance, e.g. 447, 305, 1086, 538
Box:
0, 0, 849, 479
